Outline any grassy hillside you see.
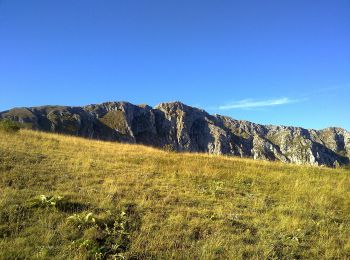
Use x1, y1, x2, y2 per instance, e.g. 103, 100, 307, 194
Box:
0, 129, 350, 259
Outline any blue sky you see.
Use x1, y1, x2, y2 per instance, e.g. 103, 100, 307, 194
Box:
0, 0, 349, 130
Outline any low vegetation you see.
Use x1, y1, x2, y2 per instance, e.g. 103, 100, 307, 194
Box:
0, 119, 21, 133
0, 129, 349, 259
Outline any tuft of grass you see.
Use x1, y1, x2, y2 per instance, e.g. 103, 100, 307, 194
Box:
0, 129, 349, 259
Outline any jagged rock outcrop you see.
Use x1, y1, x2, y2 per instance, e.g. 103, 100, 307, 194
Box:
1, 101, 349, 167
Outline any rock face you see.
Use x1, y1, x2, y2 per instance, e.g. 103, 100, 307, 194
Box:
1, 101, 349, 167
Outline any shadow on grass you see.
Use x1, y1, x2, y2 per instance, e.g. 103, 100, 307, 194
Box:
56, 200, 89, 213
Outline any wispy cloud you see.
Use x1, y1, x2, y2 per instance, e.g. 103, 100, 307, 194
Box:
218, 97, 303, 110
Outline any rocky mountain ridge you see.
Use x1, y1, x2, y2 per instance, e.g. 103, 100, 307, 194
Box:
1, 101, 349, 167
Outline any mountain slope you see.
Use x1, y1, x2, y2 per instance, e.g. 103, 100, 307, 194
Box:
1, 101, 349, 167
0, 129, 349, 259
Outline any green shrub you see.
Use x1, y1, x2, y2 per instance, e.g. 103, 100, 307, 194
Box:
0, 119, 21, 133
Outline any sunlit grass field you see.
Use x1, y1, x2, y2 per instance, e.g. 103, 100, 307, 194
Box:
0, 129, 349, 259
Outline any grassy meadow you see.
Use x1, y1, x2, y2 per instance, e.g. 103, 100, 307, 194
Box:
0, 128, 350, 259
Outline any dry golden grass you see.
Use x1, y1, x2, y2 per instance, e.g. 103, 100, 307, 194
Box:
0, 129, 349, 259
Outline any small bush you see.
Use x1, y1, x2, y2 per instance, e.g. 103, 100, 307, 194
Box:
0, 119, 21, 133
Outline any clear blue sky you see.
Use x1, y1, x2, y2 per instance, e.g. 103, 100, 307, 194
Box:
0, 0, 349, 130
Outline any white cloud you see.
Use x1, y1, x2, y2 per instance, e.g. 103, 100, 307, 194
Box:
218, 97, 302, 110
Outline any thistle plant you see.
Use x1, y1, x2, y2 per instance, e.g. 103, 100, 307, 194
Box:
67, 212, 96, 229
39, 195, 63, 207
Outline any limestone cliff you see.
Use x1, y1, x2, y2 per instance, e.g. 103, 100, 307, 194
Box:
1, 101, 349, 167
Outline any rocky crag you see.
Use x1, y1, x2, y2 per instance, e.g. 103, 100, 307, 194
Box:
1, 101, 349, 167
